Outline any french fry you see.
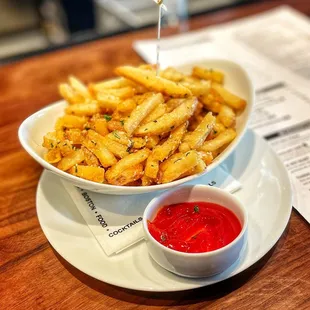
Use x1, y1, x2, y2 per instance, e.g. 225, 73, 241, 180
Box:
99, 87, 135, 99
105, 149, 150, 184
42, 132, 58, 149
69, 165, 105, 183
87, 118, 109, 136
57, 149, 85, 171
200, 128, 237, 152
65, 101, 99, 116
159, 153, 184, 172
141, 103, 167, 125
69, 75, 91, 98
192, 67, 224, 84
135, 98, 197, 136
59, 83, 85, 105
115, 66, 192, 98
107, 164, 144, 186
217, 105, 236, 128
160, 67, 185, 82
107, 130, 130, 145
83, 130, 117, 167
90, 77, 133, 91
97, 92, 122, 111
145, 155, 159, 179
141, 175, 153, 186
55, 115, 87, 130
160, 151, 200, 183
100, 136, 129, 158
145, 135, 160, 149
198, 151, 213, 165
107, 120, 125, 132
153, 122, 187, 161
58, 140, 74, 157
200, 92, 223, 113
124, 93, 163, 135
212, 83, 246, 110
117, 98, 136, 113
82, 146, 99, 166
179, 112, 215, 152
44, 148, 62, 163
64, 129, 84, 145
181, 80, 210, 97
132, 137, 146, 149
207, 122, 226, 140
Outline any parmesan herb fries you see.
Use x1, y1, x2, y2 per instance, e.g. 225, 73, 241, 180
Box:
42, 65, 246, 186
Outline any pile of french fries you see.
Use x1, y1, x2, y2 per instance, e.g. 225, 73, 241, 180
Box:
42, 64, 246, 186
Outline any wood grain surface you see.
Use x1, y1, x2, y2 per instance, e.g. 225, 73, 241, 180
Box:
1, 1, 310, 309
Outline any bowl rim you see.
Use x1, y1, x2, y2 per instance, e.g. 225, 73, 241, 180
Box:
18, 58, 254, 193
142, 184, 248, 257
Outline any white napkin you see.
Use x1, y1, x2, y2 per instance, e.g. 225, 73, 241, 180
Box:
61, 166, 241, 256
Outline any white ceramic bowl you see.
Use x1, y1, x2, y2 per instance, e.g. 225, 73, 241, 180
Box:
18, 59, 254, 195
143, 185, 248, 278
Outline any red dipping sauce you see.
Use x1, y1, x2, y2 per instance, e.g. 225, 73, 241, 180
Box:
148, 201, 242, 253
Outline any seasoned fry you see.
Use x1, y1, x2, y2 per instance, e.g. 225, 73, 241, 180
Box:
117, 98, 136, 113
42, 132, 58, 149
87, 118, 109, 136
200, 128, 237, 152
82, 146, 100, 166
165, 98, 184, 112
141, 103, 167, 125
107, 119, 125, 132
192, 67, 224, 84
141, 175, 153, 186
99, 87, 135, 99
115, 66, 192, 98
160, 151, 200, 183
124, 93, 163, 135
44, 148, 62, 163
90, 77, 133, 91
135, 98, 197, 136
179, 112, 215, 152
69, 75, 91, 98
100, 136, 129, 158
69, 165, 105, 183
198, 151, 213, 165
217, 105, 236, 128
212, 83, 246, 110
64, 129, 84, 145
59, 83, 85, 105
57, 149, 85, 171
97, 92, 122, 111
105, 149, 150, 184
55, 115, 87, 130
66, 101, 99, 116
145, 155, 159, 179
83, 130, 117, 167
107, 164, 144, 186
153, 122, 187, 161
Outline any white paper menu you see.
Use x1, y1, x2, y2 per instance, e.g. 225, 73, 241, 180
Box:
134, 5, 310, 223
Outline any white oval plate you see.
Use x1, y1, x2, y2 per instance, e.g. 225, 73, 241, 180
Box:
36, 130, 292, 291
20, 59, 254, 195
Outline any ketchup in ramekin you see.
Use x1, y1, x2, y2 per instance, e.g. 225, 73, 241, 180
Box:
147, 201, 242, 253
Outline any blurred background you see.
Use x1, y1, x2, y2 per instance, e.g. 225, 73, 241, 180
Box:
0, 0, 256, 63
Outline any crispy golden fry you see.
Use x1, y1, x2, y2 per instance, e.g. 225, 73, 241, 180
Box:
159, 153, 184, 172
141, 175, 153, 186
65, 101, 99, 116
105, 149, 150, 184
181, 80, 210, 97
212, 83, 246, 110
198, 151, 213, 165
217, 105, 236, 128
165, 98, 184, 112
69, 165, 105, 183
57, 149, 85, 171
145, 155, 159, 179
58, 140, 74, 157
160, 151, 200, 183
55, 115, 87, 130
100, 136, 129, 158
64, 129, 84, 145
125, 93, 163, 135
207, 122, 226, 140
44, 148, 62, 163
115, 66, 192, 98
160, 67, 185, 82
69, 75, 91, 98
97, 93, 122, 111
141, 103, 167, 125
135, 98, 197, 136
107, 130, 130, 145
107, 164, 144, 186
117, 98, 137, 113
99, 87, 135, 100
192, 67, 224, 84
200, 128, 237, 152
82, 146, 99, 166
83, 130, 117, 167
131, 137, 146, 149
179, 112, 215, 152
145, 135, 160, 149
90, 77, 134, 92
153, 122, 187, 161
59, 83, 85, 105
42, 132, 58, 149
200, 92, 223, 113
107, 120, 125, 132
87, 118, 109, 136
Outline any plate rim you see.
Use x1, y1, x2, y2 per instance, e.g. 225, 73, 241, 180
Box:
36, 130, 292, 292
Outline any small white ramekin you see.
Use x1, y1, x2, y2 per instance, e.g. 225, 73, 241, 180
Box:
143, 185, 248, 278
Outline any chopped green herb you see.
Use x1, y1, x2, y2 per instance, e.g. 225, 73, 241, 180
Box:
213, 130, 218, 134
153, 120, 158, 123
126, 141, 134, 153
74, 165, 78, 173
103, 114, 112, 121
85, 127, 91, 130
174, 158, 182, 163
113, 131, 120, 139
160, 234, 167, 242
120, 120, 125, 126
194, 205, 200, 213
144, 128, 148, 131
192, 235, 198, 239
170, 126, 175, 130
91, 140, 97, 145
185, 151, 190, 156
50, 143, 54, 148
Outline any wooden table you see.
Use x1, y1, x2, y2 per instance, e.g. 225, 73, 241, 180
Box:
1, 1, 310, 309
